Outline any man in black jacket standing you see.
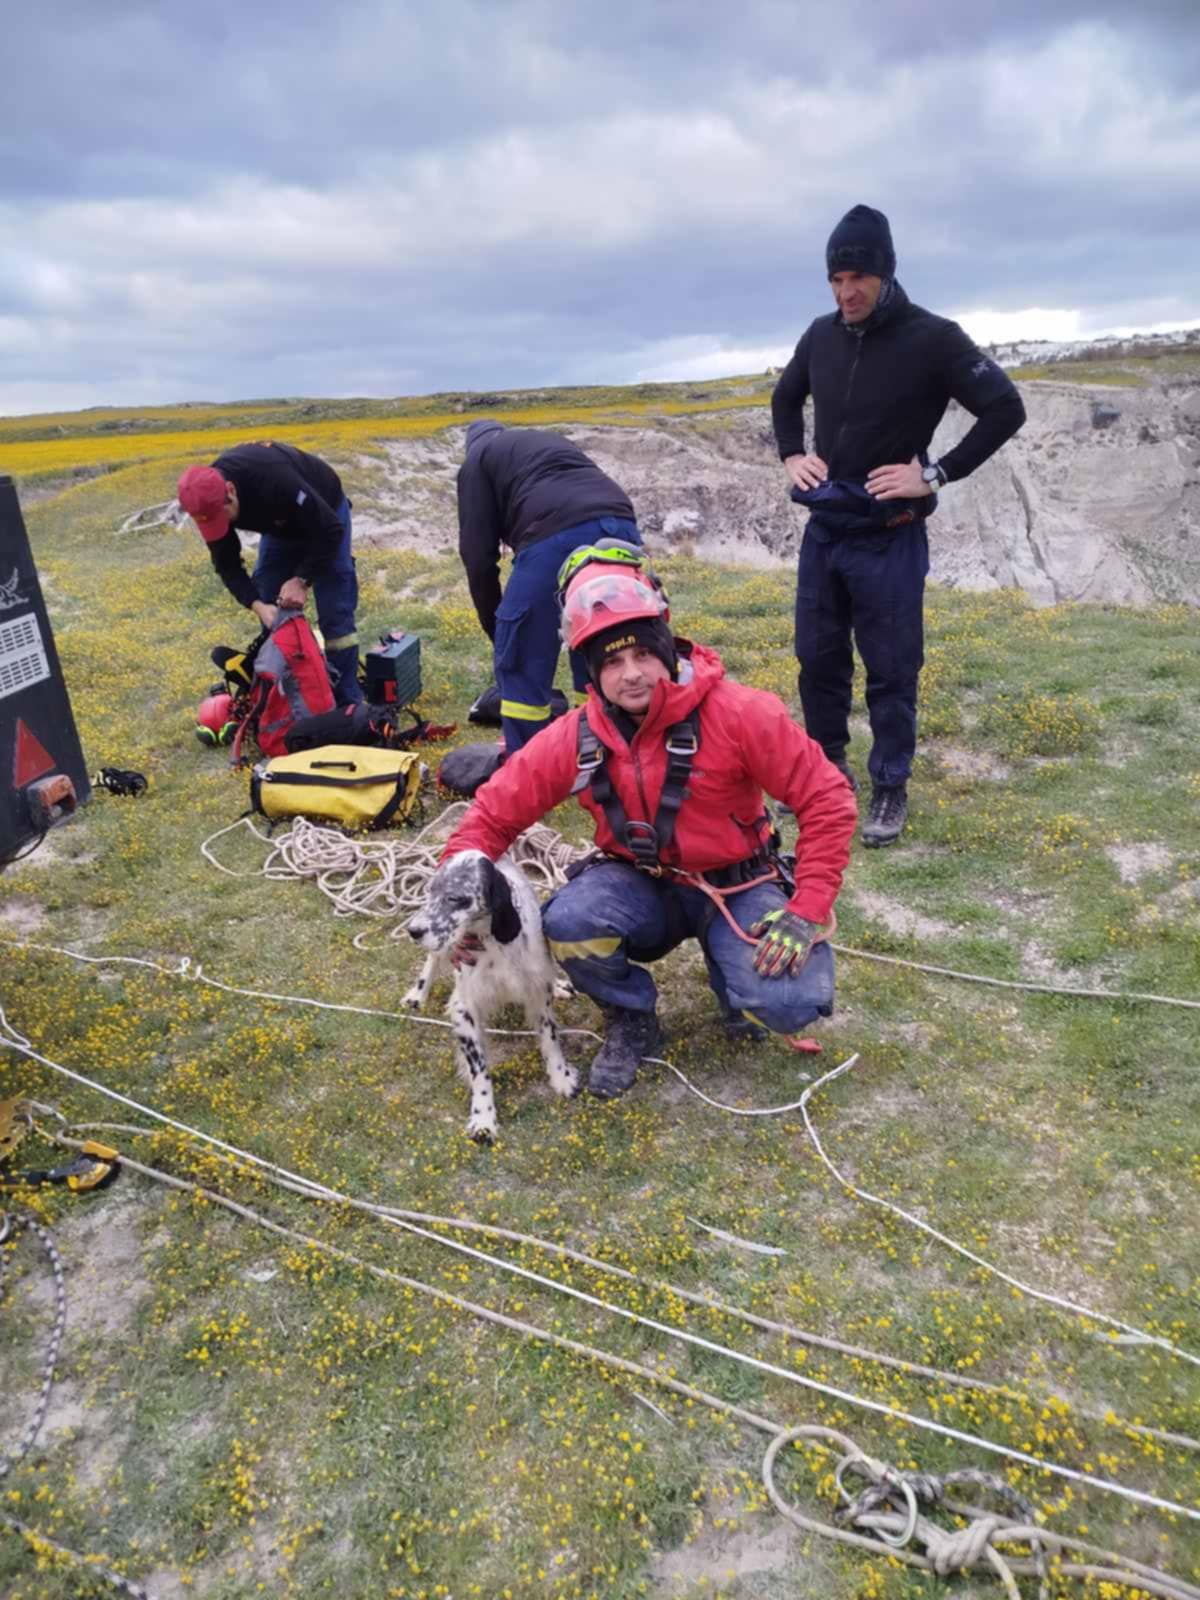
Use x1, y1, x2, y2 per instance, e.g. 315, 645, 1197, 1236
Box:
457, 420, 641, 754
772, 205, 1025, 846
179, 441, 363, 705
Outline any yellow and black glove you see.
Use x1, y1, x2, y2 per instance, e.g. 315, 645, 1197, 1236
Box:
749, 910, 819, 979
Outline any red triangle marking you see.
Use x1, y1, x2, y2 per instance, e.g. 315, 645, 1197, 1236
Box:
14, 720, 56, 786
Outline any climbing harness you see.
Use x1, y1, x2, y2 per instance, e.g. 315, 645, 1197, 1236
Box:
575, 705, 702, 873
574, 717, 834, 994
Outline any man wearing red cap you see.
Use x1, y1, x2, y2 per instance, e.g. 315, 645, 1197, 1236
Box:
178, 441, 362, 704
436, 547, 857, 1099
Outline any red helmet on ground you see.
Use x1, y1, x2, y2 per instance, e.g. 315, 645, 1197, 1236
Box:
560, 565, 669, 653
195, 691, 237, 747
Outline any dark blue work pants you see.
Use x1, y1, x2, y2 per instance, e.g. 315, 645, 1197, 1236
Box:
542, 860, 834, 1033
254, 496, 362, 705
495, 517, 640, 754
794, 519, 929, 790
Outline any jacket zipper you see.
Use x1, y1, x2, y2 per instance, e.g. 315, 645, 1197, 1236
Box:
631, 737, 652, 827
828, 328, 863, 481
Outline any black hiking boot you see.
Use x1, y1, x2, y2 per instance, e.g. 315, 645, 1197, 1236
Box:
721, 1007, 769, 1045
862, 784, 908, 848
588, 1006, 664, 1099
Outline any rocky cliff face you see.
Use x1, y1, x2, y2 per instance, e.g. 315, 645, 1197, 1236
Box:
924, 382, 1200, 604
358, 378, 1200, 606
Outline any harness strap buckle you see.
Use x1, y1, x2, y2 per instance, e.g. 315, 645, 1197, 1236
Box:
623, 820, 663, 874
664, 727, 699, 758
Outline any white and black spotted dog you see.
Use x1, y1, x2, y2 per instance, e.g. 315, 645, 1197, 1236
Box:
404, 849, 577, 1142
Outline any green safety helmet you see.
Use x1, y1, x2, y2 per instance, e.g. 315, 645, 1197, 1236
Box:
555, 538, 664, 606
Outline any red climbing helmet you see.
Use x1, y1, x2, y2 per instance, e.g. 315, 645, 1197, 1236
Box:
195, 691, 237, 747
560, 564, 669, 652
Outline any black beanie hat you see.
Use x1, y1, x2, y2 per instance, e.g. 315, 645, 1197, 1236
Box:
826, 204, 896, 280
582, 617, 677, 689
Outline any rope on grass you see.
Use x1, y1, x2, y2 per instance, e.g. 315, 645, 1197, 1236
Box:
202, 812, 1200, 1009
0, 1514, 152, 1600
0, 1212, 66, 1484
4, 1092, 1192, 1523
52, 1104, 1199, 1455
761, 1426, 1200, 1600
6, 942, 1200, 1389
116, 500, 186, 536
829, 942, 1200, 1011
763, 1427, 1041, 1600
797, 1053, 1200, 1368
199, 811, 586, 940
22, 1130, 1200, 1600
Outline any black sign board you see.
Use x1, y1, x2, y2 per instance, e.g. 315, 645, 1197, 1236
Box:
0, 475, 91, 862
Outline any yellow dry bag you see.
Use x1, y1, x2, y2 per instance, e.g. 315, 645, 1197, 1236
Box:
250, 746, 424, 830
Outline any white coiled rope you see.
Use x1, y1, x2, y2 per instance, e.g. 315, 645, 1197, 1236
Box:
200, 812, 587, 944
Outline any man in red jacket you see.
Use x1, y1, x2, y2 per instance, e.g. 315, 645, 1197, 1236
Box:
439, 550, 858, 1098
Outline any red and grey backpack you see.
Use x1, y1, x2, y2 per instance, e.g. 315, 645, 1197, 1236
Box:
228, 608, 336, 764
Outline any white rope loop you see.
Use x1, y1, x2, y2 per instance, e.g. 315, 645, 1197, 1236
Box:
762, 1427, 1200, 1600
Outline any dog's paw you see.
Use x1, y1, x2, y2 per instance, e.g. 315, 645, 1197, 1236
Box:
553, 976, 575, 1002
465, 1113, 497, 1145
401, 984, 427, 1010
548, 1063, 580, 1099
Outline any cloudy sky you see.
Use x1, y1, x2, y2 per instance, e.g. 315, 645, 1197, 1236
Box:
2, 0, 1198, 415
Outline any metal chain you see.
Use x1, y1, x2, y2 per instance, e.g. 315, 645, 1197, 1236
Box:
0, 1210, 66, 1482
0, 1209, 153, 1599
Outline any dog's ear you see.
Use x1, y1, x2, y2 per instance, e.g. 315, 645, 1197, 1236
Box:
482, 859, 521, 945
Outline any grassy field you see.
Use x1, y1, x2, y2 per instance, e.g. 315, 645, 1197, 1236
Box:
1006, 344, 1200, 386
0, 413, 1198, 1600
0, 377, 776, 489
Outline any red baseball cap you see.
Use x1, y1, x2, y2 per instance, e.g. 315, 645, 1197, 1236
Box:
178, 465, 232, 542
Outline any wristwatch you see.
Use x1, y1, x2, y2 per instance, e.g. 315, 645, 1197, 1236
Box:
921, 461, 948, 490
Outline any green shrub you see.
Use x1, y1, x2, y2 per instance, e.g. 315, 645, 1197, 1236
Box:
978, 690, 1100, 758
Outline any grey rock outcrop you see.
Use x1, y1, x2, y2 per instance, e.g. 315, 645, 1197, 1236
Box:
927, 382, 1200, 604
